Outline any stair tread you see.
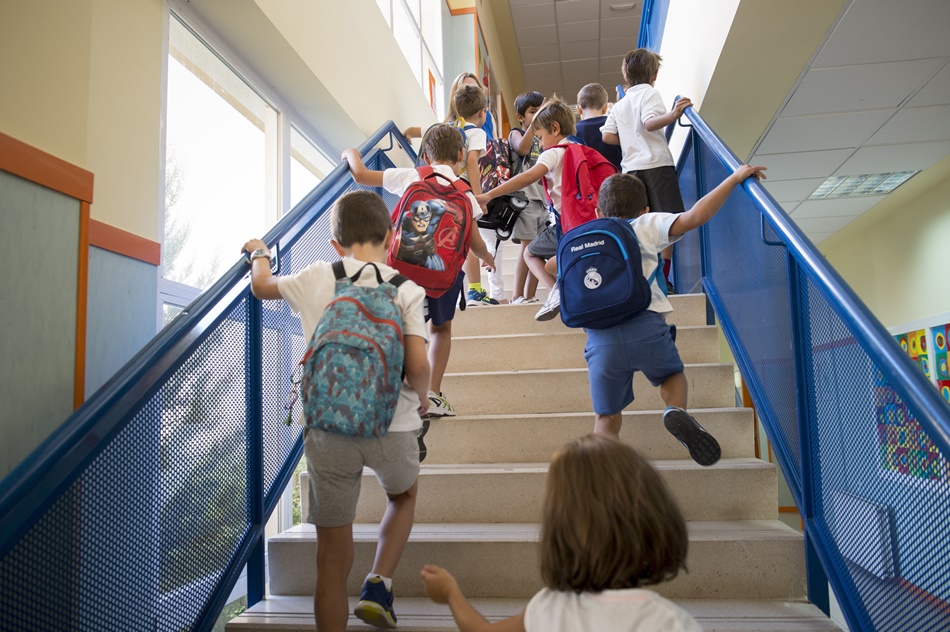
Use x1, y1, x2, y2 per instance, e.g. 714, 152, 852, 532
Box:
453, 323, 714, 341
272, 520, 802, 544
444, 361, 732, 377
443, 406, 751, 421
406, 457, 774, 476
230, 596, 840, 631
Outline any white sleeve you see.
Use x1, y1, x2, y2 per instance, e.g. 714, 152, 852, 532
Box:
641, 212, 683, 251
466, 127, 487, 154
601, 107, 619, 135
641, 88, 667, 124
397, 281, 427, 341
382, 167, 419, 196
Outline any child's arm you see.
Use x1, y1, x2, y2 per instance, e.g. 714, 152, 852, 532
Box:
474, 162, 549, 206
670, 164, 766, 236
602, 131, 621, 145
403, 334, 430, 416
465, 149, 483, 198
341, 148, 384, 188
469, 227, 495, 271
242, 239, 282, 300
644, 97, 693, 133
421, 565, 526, 632
509, 128, 535, 157
403, 126, 422, 140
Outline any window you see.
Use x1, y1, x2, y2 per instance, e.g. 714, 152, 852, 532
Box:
376, 0, 445, 118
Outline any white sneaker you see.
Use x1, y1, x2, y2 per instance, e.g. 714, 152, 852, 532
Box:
534, 285, 560, 321
427, 391, 457, 417
512, 296, 540, 305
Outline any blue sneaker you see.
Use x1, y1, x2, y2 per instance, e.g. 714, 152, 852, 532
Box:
354, 576, 397, 629
466, 288, 499, 306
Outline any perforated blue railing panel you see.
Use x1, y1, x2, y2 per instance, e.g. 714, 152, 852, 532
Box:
675, 115, 950, 632
0, 132, 407, 631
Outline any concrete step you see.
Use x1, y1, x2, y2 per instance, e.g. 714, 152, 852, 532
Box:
416, 408, 755, 463
229, 596, 842, 631
267, 520, 806, 601
345, 458, 777, 524
447, 325, 719, 372
452, 292, 709, 336
440, 363, 736, 415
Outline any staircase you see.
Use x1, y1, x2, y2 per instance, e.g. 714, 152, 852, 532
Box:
230, 262, 841, 630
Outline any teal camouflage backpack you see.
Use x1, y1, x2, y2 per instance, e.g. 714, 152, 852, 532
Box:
299, 261, 407, 437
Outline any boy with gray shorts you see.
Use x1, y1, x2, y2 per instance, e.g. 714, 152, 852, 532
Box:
586, 166, 765, 466
243, 190, 430, 631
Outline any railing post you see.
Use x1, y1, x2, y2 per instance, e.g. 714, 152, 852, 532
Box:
786, 255, 830, 616
246, 295, 266, 607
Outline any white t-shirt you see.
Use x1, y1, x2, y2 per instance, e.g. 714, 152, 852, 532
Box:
536, 138, 580, 213
278, 257, 427, 432
525, 587, 702, 632
382, 164, 480, 219
628, 212, 683, 315
601, 84, 674, 172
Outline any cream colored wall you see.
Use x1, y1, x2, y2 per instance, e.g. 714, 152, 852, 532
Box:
819, 156, 950, 328
480, 0, 525, 130
0, 0, 165, 241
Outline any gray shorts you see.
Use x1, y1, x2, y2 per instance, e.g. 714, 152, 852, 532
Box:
512, 199, 547, 242
304, 429, 420, 528
526, 224, 559, 259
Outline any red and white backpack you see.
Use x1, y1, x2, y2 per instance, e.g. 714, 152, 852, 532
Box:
542, 141, 619, 234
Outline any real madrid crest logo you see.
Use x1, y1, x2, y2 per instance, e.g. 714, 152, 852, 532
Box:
584, 266, 602, 290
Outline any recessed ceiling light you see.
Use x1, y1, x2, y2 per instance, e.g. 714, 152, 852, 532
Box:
610, 3, 637, 10
808, 171, 919, 199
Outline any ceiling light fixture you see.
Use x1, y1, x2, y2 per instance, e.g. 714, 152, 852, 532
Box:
808, 171, 920, 199
610, 3, 637, 10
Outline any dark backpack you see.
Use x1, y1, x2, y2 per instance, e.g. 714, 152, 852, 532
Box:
556, 217, 657, 329
477, 191, 528, 242
462, 123, 514, 192
542, 141, 619, 235
387, 167, 473, 298
299, 261, 407, 437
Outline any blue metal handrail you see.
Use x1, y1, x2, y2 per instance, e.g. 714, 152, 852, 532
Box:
0, 122, 416, 631
674, 103, 950, 631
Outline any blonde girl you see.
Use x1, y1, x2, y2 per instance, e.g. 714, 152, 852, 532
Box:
420, 434, 701, 631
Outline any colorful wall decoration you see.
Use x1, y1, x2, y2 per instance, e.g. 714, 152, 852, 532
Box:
877, 322, 950, 482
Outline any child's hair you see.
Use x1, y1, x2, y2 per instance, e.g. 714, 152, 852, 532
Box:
577, 83, 609, 111
445, 72, 482, 122
421, 123, 465, 165
454, 84, 488, 121
531, 97, 576, 137
539, 434, 688, 592
514, 90, 545, 117
331, 190, 392, 247
597, 173, 649, 219
623, 48, 662, 87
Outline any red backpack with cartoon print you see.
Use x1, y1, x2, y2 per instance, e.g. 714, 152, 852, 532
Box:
386, 167, 473, 298
542, 141, 619, 234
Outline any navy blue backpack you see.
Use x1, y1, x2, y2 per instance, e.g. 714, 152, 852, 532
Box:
556, 217, 657, 329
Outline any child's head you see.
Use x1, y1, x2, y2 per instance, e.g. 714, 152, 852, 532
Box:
421, 123, 465, 166
540, 435, 688, 592
331, 190, 392, 247
454, 84, 488, 124
514, 90, 545, 123
445, 72, 483, 122
622, 48, 662, 87
531, 97, 576, 141
577, 83, 609, 116
597, 173, 649, 219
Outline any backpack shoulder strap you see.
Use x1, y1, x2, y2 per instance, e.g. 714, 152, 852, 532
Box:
389, 274, 409, 289
331, 260, 347, 281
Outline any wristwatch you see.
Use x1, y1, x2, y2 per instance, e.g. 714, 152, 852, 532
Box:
248, 248, 272, 263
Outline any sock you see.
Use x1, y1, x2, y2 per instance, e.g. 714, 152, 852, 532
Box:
366, 573, 393, 590
663, 257, 672, 282
469, 282, 483, 293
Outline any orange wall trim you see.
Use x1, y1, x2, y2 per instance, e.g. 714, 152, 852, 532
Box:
445, 0, 476, 16
88, 219, 161, 266
0, 132, 94, 203
75, 202, 90, 409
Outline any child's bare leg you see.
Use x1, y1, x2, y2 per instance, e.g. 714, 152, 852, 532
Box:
513, 241, 531, 300
594, 412, 623, 438
372, 480, 418, 577
428, 320, 452, 394
463, 252, 480, 290
524, 249, 556, 289
659, 372, 688, 410
315, 524, 354, 632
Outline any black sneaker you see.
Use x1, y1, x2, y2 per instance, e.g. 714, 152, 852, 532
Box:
663, 407, 721, 466
418, 416, 430, 463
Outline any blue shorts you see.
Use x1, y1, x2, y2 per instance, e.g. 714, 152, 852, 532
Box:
424, 272, 465, 327
584, 310, 684, 415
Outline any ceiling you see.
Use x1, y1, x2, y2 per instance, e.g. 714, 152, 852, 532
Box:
508, 0, 641, 102
501, 0, 950, 245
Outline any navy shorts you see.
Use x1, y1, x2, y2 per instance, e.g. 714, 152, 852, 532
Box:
629, 166, 685, 215
584, 310, 684, 415
424, 272, 465, 327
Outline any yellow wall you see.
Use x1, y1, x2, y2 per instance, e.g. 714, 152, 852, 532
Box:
820, 157, 950, 328
0, 0, 165, 241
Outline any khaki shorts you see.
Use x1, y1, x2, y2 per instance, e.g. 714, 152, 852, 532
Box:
304, 428, 419, 528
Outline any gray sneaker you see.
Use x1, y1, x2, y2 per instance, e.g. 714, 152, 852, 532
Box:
534, 285, 560, 321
